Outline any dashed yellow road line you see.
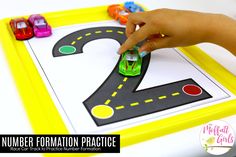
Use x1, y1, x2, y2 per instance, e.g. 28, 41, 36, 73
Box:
95, 30, 102, 34
85, 33, 92, 36
77, 36, 83, 40
71, 41, 76, 45
130, 102, 139, 106
106, 30, 113, 33
172, 92, 180, 96
123, 77, 128, 82
158, 96, 167, 100
104, 99, 111, 105
117, 31, 124, 34
111, 92, 117, 97
117, 84, 123, 90
144, 99, 153, 103
115, 105, 125, 110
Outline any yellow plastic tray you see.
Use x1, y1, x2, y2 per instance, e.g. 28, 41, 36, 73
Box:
0, 5, 236, 157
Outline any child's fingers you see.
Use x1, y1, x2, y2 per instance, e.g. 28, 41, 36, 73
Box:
146, 34, 163, 40
119, 25, 152, 54
125, 22, 136, 38
139, 37, 171, 54
126, 12, 146, 37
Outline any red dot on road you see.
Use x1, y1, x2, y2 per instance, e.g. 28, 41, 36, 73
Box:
182, 84, 202, 96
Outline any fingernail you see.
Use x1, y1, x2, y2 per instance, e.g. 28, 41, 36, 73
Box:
118, 46, 124, 54
117, 48, 122, 54
139, 51, 149, 58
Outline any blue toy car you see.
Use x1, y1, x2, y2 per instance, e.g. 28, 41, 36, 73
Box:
124, 1, 144, 13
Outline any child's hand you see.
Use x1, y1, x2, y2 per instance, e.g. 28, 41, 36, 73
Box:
118, 9, 236, 56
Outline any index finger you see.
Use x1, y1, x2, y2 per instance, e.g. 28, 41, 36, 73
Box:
119, 25, 152, 54
126, 12, 146, 37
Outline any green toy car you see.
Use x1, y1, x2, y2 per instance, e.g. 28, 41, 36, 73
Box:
119, 46, 142, 76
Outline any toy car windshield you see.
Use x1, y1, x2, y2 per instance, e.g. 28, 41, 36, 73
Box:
16, 22, 27, 29
126, 53, 138, 61
119, 10, 129, 16
34, 19, 46, 28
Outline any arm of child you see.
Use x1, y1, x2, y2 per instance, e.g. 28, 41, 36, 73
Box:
118, 9, 236, 56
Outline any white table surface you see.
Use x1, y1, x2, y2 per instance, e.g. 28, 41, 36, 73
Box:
0, 1, 236, 157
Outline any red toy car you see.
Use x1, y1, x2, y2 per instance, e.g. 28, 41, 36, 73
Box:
10, 18, 34, 40
107, 4, 130, 25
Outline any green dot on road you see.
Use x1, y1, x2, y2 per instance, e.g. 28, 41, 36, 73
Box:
59, 45, 76, 54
